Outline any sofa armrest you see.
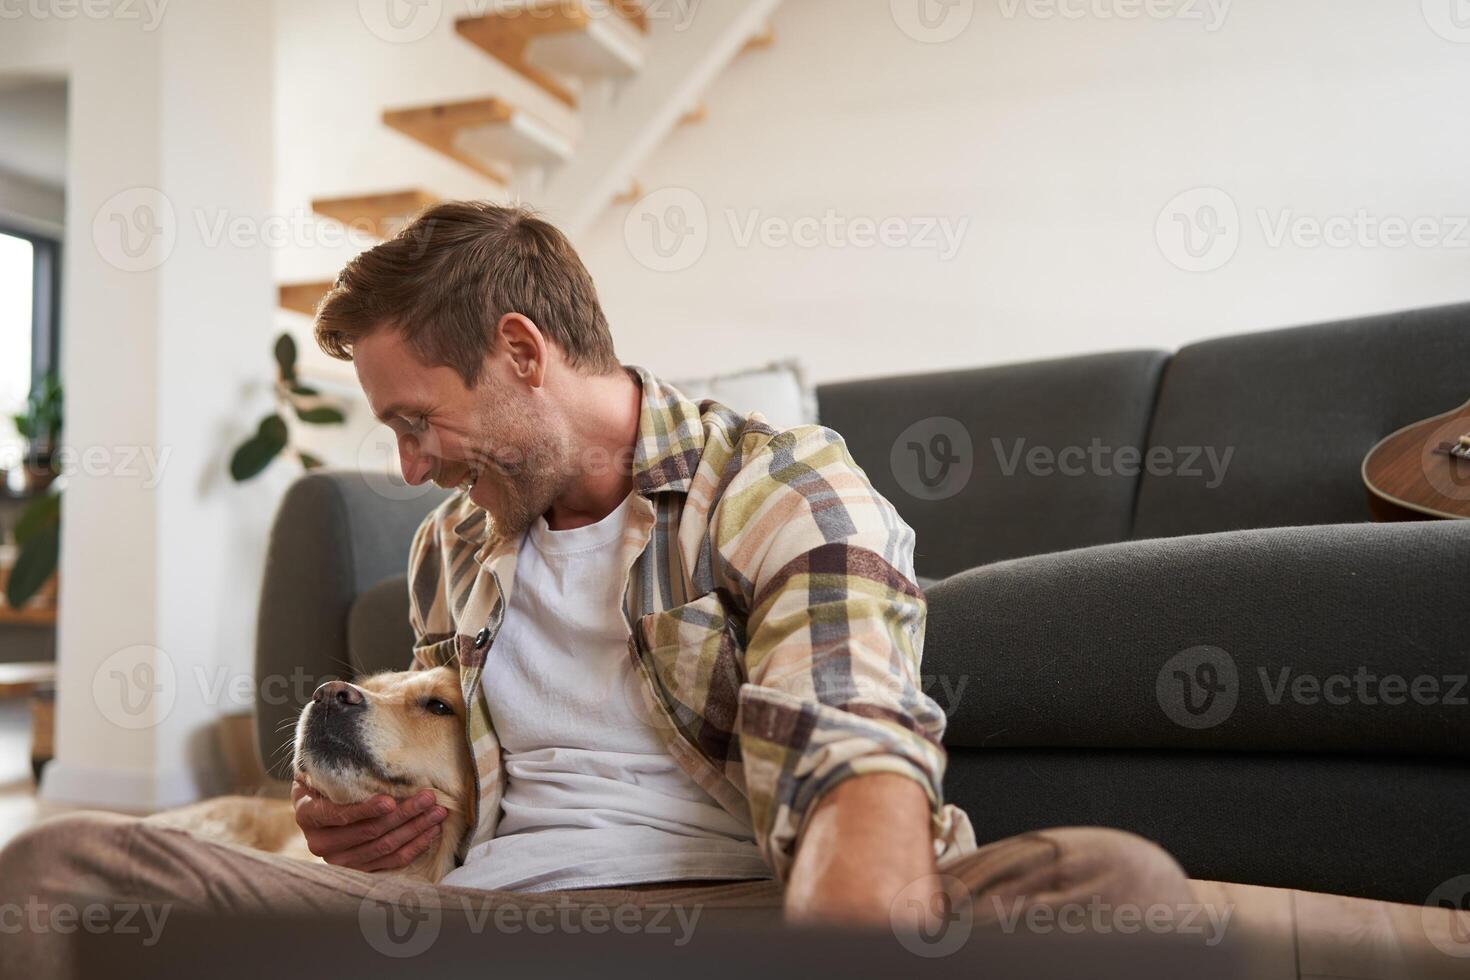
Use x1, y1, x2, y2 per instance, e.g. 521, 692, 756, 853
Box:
925, 520, 1470, 759
254, 473, 448, 780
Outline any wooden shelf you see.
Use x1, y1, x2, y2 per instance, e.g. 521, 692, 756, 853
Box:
0, 606, 56, 627
383, 98, 574, 184
278, 281, 334, 318
0, 660, 55, 700
455, 0, 647, 109
312, 189, 439, 240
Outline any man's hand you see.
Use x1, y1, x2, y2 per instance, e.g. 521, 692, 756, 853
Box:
783, 772, 945, 929
291, 777, 448, 872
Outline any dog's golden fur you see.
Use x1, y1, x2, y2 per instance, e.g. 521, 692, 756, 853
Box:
147, 666, 471, 883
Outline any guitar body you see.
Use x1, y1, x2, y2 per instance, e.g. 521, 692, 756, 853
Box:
1362, 399, 1470, 521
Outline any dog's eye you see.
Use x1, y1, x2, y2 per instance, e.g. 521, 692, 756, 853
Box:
423, 698, 455, 717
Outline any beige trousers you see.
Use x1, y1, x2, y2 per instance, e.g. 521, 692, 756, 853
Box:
0, 810, 1465, 979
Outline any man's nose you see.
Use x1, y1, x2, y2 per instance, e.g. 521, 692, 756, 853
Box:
399, 439, 431, 486
312, 681, 365, 711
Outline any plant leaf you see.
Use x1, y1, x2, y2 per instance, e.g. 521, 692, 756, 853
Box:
289, 383, 319, 397
295, 406, 345, 425
259, 413, 289, 443
274, 333, 298, 383
6, 521, 59, 609
14, 493, 61, 545
298, 451, 324, 470
229, 436, 283, 482
229, 414, 290, 481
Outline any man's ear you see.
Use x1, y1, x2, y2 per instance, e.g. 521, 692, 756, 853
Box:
495, 313, 548, 388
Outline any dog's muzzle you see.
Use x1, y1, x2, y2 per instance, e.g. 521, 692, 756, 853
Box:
303, 680, 371, 767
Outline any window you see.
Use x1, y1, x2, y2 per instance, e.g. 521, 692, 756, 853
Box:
0, 226, 60, 450
0, 232, 35, 419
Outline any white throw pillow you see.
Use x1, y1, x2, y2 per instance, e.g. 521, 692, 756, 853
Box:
667, 360, 818, 430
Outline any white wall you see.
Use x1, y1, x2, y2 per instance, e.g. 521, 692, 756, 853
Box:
575, 0, 1470, 385
35, 1, 278, 810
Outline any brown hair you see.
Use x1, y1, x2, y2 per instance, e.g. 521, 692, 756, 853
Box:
314, 201, 618, 385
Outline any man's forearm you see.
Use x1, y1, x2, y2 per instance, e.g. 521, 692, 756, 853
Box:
783, 771, 941, 927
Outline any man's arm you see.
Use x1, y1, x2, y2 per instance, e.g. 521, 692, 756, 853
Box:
708, 424, 968, 917
784, 772, 942, 927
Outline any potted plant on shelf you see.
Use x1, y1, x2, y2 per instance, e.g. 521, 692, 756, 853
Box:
5, 374, 63, 610
12, 372, 62, 494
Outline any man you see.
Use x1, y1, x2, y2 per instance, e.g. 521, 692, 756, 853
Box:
0, 203, 1192, 969
289, 201, 1192, 924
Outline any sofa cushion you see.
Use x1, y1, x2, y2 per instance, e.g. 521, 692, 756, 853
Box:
946, 747, 1470, 906
816, 350, 1170, 578
1132, 302, 1470, 540
924, 520, 1470, 759
348, 575, 415, 677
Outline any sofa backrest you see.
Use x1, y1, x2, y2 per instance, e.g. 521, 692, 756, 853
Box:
816, 351, 1170, 579
254, 473, 449, 778
1132, 302, 1470, 540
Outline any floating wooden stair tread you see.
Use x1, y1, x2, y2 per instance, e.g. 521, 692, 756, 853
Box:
743, 23, 776, 54
679, 102, 708, 127
455, 0, 647, 109
311, 189, 438, 240
613, 178, 642, 205
383, 98, 574, 184
279, 281, 334, 318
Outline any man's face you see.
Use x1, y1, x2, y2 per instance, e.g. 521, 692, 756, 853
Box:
353, 327, 568, 537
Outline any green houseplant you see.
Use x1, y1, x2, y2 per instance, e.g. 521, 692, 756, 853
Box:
6, 491, 59, 609
6, 373, 63, 609
12, 372, 62, 493
229, 333, 346, 481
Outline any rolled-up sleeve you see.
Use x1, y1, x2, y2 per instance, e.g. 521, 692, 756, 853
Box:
715, 425, 974, 881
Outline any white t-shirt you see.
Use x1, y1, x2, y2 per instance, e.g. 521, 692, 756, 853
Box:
439, 492, 772, 893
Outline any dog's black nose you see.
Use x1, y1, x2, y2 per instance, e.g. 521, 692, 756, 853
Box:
312, 681, 365, 710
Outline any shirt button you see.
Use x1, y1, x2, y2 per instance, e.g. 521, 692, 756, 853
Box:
474, 628, 491, 649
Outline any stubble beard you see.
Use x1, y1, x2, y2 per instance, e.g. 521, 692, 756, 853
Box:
465, 419, 569, 539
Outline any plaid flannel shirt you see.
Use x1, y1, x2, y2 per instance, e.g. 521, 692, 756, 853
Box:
406, 366, 976, 882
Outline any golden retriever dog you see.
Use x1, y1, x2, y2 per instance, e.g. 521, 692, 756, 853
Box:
147, 666, 471, 883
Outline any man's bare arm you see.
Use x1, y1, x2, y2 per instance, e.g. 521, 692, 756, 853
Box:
783, 772, 942, 927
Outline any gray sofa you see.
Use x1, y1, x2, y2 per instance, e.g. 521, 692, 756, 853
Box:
255, 302, 1470, 907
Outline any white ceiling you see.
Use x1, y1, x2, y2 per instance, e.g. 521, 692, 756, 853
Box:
0, 79, 66, 191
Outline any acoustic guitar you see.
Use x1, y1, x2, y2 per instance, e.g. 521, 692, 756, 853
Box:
1362, 399, 1470, 521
